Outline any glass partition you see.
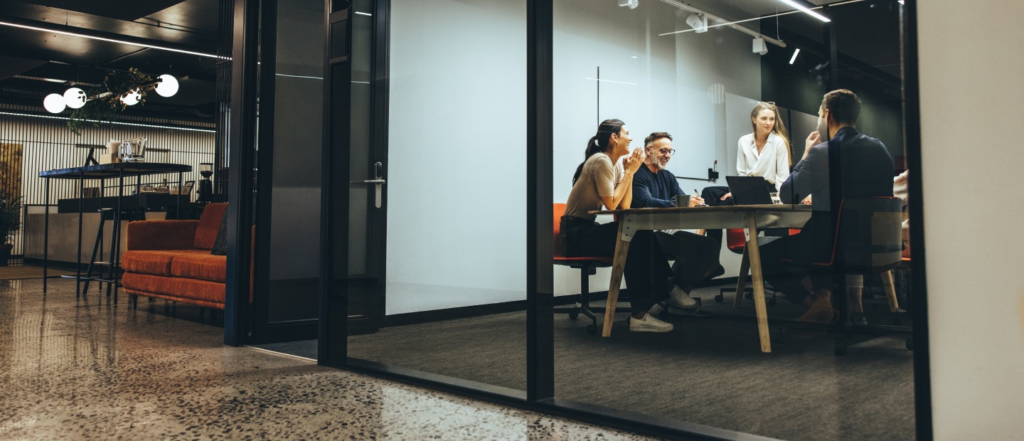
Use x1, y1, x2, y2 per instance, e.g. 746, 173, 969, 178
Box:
551, 0, 914, 439
342, 0, 528, 392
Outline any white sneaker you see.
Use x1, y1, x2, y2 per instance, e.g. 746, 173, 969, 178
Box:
629, 313, 674, 333
665, 286, 698, 311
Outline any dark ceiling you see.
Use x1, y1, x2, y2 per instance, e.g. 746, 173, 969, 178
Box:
0, 0, 220, 118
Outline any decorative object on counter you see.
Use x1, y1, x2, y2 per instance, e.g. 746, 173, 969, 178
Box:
139, 184, 170, 194
0, 188, 22, 266
119, 137, 147, 162
99, 140, 122, 164
42, 68, 181, 135
173, 181, 196, 196
198, 162, 214, 203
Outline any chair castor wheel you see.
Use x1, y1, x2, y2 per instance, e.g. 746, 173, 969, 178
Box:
768, 298, 776, 307
586, 324, 597, 335
569, 310, 579, 320
906, 338, 914, 351
714, 294, 724, 303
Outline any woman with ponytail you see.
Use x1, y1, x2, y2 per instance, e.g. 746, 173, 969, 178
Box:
561, 119, 697, 333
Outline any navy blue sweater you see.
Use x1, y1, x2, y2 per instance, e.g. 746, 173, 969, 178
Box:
632, 165, 685, 208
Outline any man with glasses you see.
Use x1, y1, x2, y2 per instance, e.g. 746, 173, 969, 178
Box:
631, 132, 724, 316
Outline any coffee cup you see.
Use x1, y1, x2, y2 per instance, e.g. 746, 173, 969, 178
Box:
674, 195, 692, 207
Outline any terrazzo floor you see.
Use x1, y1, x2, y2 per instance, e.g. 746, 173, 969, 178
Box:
0, 278, 660, 440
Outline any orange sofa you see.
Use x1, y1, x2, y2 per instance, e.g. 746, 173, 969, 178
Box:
121, 203, 248, 310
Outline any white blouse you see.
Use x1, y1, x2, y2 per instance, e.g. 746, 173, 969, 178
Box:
736, 132, 791, 186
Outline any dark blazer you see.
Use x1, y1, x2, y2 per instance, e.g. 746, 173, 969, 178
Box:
779, 126, 895, 261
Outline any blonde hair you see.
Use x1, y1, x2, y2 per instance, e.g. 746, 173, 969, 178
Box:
750, 102, 793, 168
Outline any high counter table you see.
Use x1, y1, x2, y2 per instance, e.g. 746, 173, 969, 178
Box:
588, 204, 812, 353
39, 163, 193, 298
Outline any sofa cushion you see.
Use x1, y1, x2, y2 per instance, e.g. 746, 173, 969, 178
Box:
193, 203, 227, 250
122, 272, 226, 307
122, 250, 182, 276
170, 252, 227, 283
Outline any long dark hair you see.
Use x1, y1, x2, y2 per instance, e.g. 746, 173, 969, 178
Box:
572, 119, 625, 185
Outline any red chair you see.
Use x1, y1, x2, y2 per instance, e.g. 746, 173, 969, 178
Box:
553, 203, 613, 335
714, 228, 799, 306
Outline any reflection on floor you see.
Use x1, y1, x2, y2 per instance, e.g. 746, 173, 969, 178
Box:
262, 286, 915, 441
0, 278, 652, 440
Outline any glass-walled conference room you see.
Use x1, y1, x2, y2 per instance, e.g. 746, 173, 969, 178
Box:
241, 0, 925, 439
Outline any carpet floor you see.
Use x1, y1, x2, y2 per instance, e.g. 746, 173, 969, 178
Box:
255, 285, 916, 441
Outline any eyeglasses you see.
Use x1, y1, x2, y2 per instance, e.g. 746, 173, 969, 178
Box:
758, 101, 777, 108
659, 148, 677, 156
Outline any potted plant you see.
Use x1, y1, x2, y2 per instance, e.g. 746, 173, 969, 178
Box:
0, 188, 21, 266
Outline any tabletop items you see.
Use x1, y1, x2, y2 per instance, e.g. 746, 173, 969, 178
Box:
99, 137, 147, 164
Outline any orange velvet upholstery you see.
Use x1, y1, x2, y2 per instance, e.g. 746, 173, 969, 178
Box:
171, 252, 227, 283
193, 203, 227, 250
121, 250, 182, 276
122, 273, 226, 309
126, 220, 199, 250
121, 205, 254, 310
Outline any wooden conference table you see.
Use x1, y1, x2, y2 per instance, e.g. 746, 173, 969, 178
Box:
589, 204, 812, 353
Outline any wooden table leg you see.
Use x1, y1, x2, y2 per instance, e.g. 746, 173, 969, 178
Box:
602, 221, 631, 338
882, 270, 900, 312
733, 248, 750, 308
744, 215, 772, 353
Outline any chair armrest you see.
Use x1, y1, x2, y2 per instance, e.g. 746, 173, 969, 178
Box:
126, 220, 201, 250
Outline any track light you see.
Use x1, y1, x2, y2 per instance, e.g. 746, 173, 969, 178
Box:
789, 48, 801, 64
686, 14, 708, 33
63, 87, 87, 109
43, 94, 66, 113
618, 0, 638, 10
753, 38, 768, 56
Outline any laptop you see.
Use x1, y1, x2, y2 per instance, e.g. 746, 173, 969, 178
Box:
726, 176, 774, 205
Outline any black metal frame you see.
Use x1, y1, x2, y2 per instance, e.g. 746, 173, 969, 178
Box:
218, 0, 935, 438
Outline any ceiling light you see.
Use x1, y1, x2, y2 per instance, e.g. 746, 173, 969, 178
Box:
753, 38, 768, 56
120, 89, 141, 106
777, 0, 831, 23
155, 74, 179, 97
789, 48, 801, 64
63, 87, 87, 109
43, 94, 66, 113
618, 0, 639, 10
686, 14, 708, 33
0, 20, 222, 59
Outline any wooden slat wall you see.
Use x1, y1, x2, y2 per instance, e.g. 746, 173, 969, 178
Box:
0, 111, 216, 256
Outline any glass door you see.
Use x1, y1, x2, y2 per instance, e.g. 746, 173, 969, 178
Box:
321, 0, 384, 365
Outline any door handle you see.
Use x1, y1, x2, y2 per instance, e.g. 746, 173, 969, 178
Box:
355, 162, 385, 208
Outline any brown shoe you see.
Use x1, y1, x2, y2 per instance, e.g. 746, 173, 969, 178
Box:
796, 296, 837, 324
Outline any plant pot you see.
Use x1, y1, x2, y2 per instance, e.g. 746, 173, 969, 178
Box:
0, 244, 11, 266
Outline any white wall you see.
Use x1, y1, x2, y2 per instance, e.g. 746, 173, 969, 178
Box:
918, 1, 1024, 439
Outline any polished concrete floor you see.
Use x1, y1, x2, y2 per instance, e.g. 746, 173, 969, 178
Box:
0, 277, 655, 440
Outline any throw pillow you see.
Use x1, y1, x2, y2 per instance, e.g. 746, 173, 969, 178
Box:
210, 212, 228, 255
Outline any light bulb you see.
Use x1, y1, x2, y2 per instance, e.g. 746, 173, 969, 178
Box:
63, 87, 87, 109
44, 93, 67, 113
120, 89, 141, 106
155, 74, 179, 97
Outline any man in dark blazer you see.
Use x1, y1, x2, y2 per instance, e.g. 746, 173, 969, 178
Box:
761, 89, 895, 323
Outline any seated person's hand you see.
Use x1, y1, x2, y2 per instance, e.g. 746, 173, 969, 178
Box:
805, 131, 821, 154
801, 195, 812, 205
720, 192, 732, 201
623, 148, 645, 174
691, 196, 704, 206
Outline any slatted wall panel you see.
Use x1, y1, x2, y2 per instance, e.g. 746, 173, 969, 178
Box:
0, 111, 216, 256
